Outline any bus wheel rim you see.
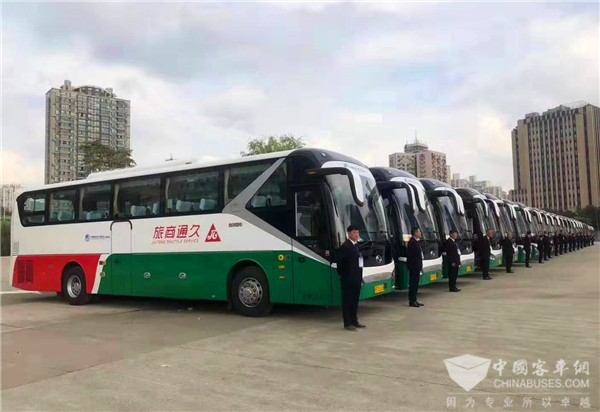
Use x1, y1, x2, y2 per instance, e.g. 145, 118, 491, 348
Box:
67, 276, 82, 298
238, 277, 263, 308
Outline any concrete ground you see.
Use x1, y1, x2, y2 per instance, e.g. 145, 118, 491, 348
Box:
1, 246, 599, 411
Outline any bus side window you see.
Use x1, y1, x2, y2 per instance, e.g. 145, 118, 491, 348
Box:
166, 170, 219, 215
79, 184, 111, 221
116, 178, 161, 218
48, 189, 77, 223
20, 193, 46, 225
225, 162, 272, 206
246, 162, 292, 236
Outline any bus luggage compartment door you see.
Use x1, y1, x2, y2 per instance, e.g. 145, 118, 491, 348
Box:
110, 220, 132, 295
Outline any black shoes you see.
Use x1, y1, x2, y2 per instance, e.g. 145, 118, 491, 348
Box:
409, 302, 420, 308
344, 322, 366, 330
526, 265, 532, 268
507, 270, 514, 273
483, 276, 492, 280
450, 288, 461, 292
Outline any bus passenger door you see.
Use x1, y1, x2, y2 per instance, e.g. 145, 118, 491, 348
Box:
292, 187, 333, 306
110, 220, 132, 295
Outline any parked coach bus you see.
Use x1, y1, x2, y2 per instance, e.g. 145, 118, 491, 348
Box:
508, 201, 533, 263
480, 195, 503, 267
483, 194, 518, 264
455, 188, 496, 270
11, 149, 395, 316
420, 179, 475, 277
370, 167, 443, 288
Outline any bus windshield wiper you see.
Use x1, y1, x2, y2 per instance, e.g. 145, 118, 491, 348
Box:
358, 240, 374, 248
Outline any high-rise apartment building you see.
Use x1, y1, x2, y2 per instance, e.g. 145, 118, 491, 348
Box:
389, 139, 450, 183
45, 80, 131, 184
1, 184, 22, 214
388, 152, 417, 175
512, 102, 599, 211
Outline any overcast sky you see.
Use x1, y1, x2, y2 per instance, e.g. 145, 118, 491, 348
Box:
2, 1, 598, 190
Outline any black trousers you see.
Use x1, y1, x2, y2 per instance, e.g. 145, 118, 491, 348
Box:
555, 245, 559, 256
538, 247, 544, 263
545, 246, 551, 259
524, 249, 530, 266
481, 257, 490, 278
505, 254, 513, 272
448, 265, 459, 290
408, 269, 420, 303
341, 281, 361, 327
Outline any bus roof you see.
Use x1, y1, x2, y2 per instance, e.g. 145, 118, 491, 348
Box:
20, 148, 368, 193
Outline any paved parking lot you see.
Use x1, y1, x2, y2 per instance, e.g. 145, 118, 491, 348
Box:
1, 246, 599, 411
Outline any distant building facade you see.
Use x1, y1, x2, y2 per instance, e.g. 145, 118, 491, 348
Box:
45, 80, 131, 184
1, 184, 22, 214
451, 173, 505, 198
389, 139, 451, 183
512, 102, 599, 211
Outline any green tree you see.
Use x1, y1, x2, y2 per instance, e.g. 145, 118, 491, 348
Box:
80, 142, 136, 175
576, 205, 600, 230
241, 135, 305, 156
1, 220, 10, 256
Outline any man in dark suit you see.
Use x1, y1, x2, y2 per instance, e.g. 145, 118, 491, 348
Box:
336, 225, 365, 331
553, 232, 560, 257
479, 229, 494, 280
443, 230, 461, 292
558, 230, 564, 254
523, 231, 532, 268
544, 232, 552, 260
500, 232, 514, 273
538, 232, 545, 263
406, 227, 424, 307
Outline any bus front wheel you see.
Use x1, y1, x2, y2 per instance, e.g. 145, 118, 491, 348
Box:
62, 266, 90, 306
231, 266, 272, 317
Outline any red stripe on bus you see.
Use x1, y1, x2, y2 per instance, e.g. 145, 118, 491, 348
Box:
12, 255, 102, 293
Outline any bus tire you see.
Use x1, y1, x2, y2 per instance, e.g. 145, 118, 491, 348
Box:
62, 266, 90, 306
231, 266, 272, 317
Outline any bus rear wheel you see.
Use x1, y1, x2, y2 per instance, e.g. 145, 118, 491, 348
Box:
231, 266, 272, 317
62, 266, 90, 306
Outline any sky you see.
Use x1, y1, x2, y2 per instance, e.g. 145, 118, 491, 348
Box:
2, 1, 599, 191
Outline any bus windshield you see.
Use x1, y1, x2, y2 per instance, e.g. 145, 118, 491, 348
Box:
391, 188, 438, 241
498, 206, 514, 238
327, 173, 388, 245
515, 210, 528, 237
437, 196, 469, 238
474, 202, 487, 234
484, 207, 499, 233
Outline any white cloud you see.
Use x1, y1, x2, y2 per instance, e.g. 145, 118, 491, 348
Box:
1, 2, 598, 195
355, 2, 433, 16
202, 86, 269, 132
269, 1, 342, 12
346, 30, 442, 64
1, 149, 44, 188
